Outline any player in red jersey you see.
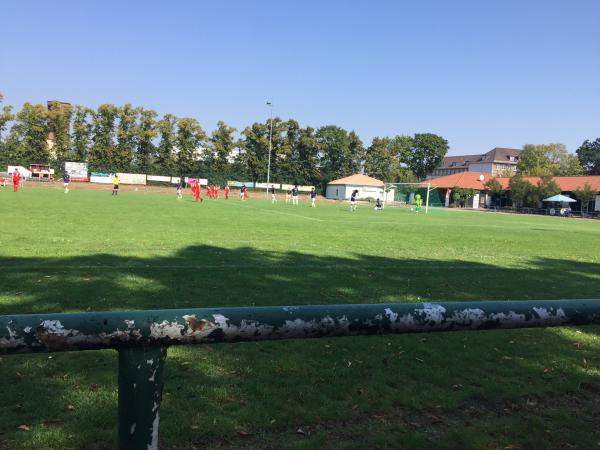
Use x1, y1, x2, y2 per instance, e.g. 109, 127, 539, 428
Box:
225, 185, 230, 200
12, 168, 21, 192
193, 181, 202, 202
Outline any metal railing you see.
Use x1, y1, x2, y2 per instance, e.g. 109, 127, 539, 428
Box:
2, 299, 600, 449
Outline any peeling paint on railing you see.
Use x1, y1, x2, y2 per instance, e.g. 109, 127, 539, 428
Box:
2, 299, 600, 450
2, 300, 600, 354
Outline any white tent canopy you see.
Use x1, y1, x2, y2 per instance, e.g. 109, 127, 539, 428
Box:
543, 194, 576, 203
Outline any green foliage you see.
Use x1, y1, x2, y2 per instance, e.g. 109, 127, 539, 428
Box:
47, 102, 73, 168
291, 125, 321, 186
0, 93, 15, 166
536, 175, 561, 201
89, 104, 119, 171
451, 187, 477, 206
155, 114, 177, 174
405, 133, 448, 179
240, 119, 280, 182
136, 108, 158, 173
115, 104, 139, 171
364, 137, 400, 181
518, 143, 582, 176
0, 98, 449, 189
7, 103, 50, 165
71, 105, 94, 162
175, 117, 206, 177
574, 182, 597, 215
316, 125, 358, 182
484, 177, 504, 205
509, 175, 534, 207
576, 138, 600, 175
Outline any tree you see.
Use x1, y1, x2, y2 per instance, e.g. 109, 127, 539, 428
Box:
545, 143, 582, 175
576, 138, 600, 175
347, 131, 365, 174
364, 137, 399, 181
316, 125, 356, 182
71, 105, 94, 161
509, 175, 534, 208
239, 118, 287, 183
47, 101, 72, 166
536, 176, 561, 202
484, 177, 504, 206
175, 117, 206, 176
574, 183, 597, 216
452, 187, 477, 207
518, 143, 582, 176
0, 93, 14, 143
405, 133, 448, 180
206, 120, 237, 184
156, 114, 177, 174
7, 103, 50, 165
518, 144, 554, 176
90, 104, 118, 171
135, 108, 158, 173
294, 126, 321, 187
0, 93, 15, 166
115, 104, 139, 171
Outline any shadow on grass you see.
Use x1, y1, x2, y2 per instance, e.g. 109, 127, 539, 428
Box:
0, 247, 600, 449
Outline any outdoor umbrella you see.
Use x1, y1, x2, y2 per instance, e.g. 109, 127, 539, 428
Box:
542, 194, 576, 202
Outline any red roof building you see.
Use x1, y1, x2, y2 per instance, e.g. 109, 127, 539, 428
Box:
425, 173, 600, 211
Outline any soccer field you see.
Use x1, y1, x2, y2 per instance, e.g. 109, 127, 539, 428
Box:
1, 186, 600, 449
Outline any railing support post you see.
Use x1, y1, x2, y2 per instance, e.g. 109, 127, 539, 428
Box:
118, 346, 167, 450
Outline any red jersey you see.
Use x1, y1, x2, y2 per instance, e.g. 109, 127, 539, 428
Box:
13, 172, 21, 183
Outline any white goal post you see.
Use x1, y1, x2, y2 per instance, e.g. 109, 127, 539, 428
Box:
383, 182, 434, 214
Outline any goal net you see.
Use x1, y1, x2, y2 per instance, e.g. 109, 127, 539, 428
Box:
383, 182, 443, 213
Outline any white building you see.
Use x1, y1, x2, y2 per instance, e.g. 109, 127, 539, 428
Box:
326, 174, 389, 200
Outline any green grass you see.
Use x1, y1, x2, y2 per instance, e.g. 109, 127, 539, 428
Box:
1, 185, 599, 449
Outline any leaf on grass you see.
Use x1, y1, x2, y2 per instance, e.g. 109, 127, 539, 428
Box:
296, 428, 306, 435
236, 430, 252, 437
17, 425, 30, 431
67, 405, 75, 411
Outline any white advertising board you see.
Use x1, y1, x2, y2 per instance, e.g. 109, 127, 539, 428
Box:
170, 177, 181, 184
297, 185, 314, 192
65, 162, 88, 181
255, 182, 282, 189
90, 172, 113, 184
117, 173, 146, 185
280, 184, 294, 190
147, 175, 171, 182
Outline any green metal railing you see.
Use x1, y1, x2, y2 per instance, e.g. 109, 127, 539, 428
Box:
2, 299, 600, 449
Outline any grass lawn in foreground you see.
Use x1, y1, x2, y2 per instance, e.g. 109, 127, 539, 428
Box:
0, 185, 599, 449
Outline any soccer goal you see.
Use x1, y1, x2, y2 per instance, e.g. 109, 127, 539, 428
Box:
383, 182, 442, 213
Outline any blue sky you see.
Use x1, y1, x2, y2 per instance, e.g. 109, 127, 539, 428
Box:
1, 0, 598, 154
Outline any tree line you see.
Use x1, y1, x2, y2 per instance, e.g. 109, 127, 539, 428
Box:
0, 94, 450, 190
516, 143, 590, 177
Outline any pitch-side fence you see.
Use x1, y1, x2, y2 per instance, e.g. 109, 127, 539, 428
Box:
2, 300, 600, 449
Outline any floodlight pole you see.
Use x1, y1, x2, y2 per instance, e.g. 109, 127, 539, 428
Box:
425, 183, 431, 214
266, 102, 273, 198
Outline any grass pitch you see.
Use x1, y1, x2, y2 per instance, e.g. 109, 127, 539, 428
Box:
1, 186, 599, 449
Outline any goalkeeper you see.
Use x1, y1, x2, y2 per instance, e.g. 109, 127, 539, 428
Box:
415, 193, 422, 212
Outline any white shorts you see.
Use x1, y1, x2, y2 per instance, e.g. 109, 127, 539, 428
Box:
64, 183, 69, 187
